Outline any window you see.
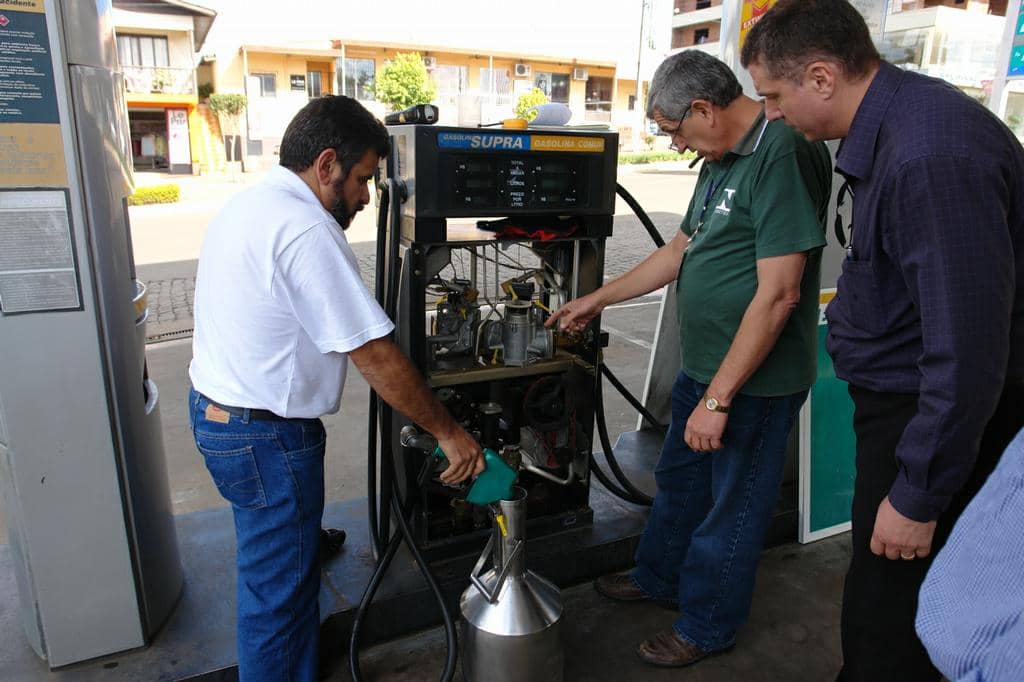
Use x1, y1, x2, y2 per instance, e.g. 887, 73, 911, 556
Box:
696, 0, 712, 8
340, 58, 375, 100
432, 65, 468, 106
585, 75, 613, 121
533, 72, 570, 103
307, 71, 323, 98
480, 68, 513, 106
250, 73, 277, 97
116, 34, 169, 68
694, 28, 710, 45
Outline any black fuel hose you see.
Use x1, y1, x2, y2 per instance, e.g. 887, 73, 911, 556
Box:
366, 182, 391, 555
349, 460, 458, 682
600, 364, 665, 433
593, 365, 655, 506
586, 184, 677, 507
616, 182, 666, 249
354, 176, 459, 682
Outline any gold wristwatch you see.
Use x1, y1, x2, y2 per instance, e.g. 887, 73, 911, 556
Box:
703, 394, 730, 413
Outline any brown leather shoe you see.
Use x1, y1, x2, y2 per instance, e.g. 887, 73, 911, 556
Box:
594, 571, 649, 601
636, 629, 713, 668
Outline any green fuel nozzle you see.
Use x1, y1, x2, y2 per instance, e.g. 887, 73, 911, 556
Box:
399, 426, 516, 505
432, 446, 517, 505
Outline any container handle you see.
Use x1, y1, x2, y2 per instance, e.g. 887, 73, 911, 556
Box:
469, 533, 523, 604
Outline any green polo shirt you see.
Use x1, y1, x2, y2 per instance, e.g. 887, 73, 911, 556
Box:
677, 111, 831, 397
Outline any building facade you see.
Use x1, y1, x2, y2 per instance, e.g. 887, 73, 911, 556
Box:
112, 0, 216, 175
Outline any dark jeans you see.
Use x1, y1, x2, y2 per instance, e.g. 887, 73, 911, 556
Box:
837, 382, 1024, 682
189, 388, 327, 682
632, 372, 807, 652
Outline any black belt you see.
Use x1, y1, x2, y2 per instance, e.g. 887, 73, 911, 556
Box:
201, 394, 290, 422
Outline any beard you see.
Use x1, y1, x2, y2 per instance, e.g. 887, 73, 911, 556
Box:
328, 175, 359, 230
330, 196, 356, 230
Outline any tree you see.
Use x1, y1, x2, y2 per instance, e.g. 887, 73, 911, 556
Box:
373, 52, 437, 111
207, 93, 247, 173
514, 88, 550, 122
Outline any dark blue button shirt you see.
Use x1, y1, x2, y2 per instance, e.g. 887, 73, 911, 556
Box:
828, 62, 1024, 522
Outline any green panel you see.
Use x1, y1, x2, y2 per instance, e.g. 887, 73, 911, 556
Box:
809, 323, 856, 532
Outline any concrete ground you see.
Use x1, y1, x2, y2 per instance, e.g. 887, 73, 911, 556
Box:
0, 161, 853, 680
338, 535, 847, 682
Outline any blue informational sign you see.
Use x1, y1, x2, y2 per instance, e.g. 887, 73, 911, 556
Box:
437, 132, 531, 151
1010, 1, 1024, 78
0, 8, 60, 124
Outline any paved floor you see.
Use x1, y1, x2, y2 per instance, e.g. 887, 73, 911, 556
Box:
334, 534, 848, 682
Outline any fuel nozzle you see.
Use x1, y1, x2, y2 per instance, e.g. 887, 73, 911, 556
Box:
400, 425, 438, 453
399, 425, 516, 505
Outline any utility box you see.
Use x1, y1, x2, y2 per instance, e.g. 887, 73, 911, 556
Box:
0, 0, 182, 667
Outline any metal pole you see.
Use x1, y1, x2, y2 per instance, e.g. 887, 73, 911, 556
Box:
633, 0, 647, 150
990, 2, 1021, 119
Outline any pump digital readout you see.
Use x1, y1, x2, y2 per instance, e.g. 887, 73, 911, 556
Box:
447, 155, 584, 210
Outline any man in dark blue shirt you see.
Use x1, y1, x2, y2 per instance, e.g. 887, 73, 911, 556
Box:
742, 1, 1024, 680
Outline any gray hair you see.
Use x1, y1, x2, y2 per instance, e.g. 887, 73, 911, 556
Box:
646, 51, 743, 120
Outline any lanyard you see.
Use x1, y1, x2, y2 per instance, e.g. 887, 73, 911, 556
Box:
687, 160, 735, 251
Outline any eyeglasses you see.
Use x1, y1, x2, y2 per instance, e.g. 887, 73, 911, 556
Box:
666, 105, 694, 152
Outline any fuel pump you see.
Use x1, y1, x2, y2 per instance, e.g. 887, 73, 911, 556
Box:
376, 124, 619, 552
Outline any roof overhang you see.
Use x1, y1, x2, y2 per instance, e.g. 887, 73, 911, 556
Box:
241, 44, 344, 59
331, 39, 617, 70
113, 0, 216, 51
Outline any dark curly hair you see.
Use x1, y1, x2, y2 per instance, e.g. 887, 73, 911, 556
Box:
278, 95, 390, 173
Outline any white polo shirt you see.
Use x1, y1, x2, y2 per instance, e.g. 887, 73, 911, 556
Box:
189, 165, 394, 418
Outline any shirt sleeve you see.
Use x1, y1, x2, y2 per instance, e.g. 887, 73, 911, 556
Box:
915, 430, 1024, 682
750, 147, 827, 260
271, 222, 394, 354
886, 155, 1015, 521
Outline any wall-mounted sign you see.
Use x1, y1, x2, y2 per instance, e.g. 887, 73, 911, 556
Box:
1008, 1, 1024, 77
166, 108, 191, 168
0, 0, 68, 187
290, 74, 306, 91
0, 189, 81, 314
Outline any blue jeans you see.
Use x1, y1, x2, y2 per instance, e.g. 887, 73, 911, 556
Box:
632, 372, 807, 652
189, 388, 326, 682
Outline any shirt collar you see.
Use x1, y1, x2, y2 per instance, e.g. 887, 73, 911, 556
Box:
835, 62, 904, 181
267, 164, 324, 207
726, 108, 769, 158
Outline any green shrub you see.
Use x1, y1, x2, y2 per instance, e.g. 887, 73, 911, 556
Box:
128, 184, 180, 206
373, 52, 437, 110
514, 88, 550, 122
618, 150, 697, 165
197, 82, 214, 99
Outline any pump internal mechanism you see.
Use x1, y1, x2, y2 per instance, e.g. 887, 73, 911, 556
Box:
401, 240, 599, 546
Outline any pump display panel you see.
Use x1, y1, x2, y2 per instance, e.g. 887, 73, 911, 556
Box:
385, 126, 618, 222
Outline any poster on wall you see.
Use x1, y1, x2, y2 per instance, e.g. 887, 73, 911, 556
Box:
166, 108, 191, 172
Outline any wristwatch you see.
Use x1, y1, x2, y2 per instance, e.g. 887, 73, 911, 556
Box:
703, 394, 730, 413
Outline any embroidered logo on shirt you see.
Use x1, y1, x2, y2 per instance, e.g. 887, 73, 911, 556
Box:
715, 188, 736, 215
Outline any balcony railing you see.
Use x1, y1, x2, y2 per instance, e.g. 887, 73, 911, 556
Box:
122, 65, 196, 96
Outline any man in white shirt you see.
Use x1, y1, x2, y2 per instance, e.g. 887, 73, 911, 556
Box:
188, 96, 483, 682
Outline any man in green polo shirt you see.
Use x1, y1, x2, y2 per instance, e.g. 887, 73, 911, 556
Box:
546, 50, 830, 668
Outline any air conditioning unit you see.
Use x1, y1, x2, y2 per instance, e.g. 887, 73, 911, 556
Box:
572, 67, 589, 81
423, 55, 437, 70
514, 63, 532, 78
